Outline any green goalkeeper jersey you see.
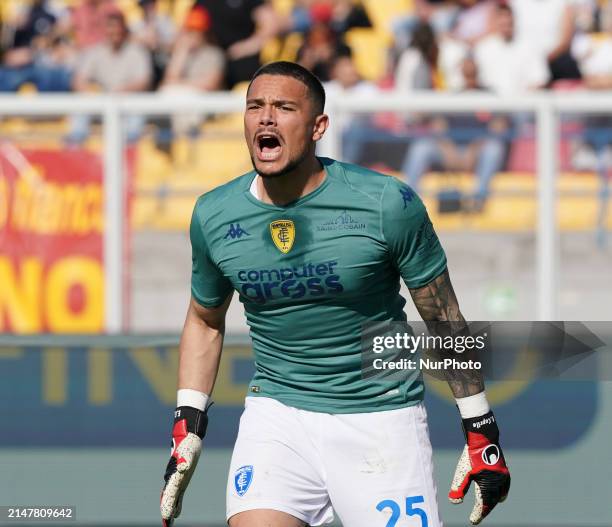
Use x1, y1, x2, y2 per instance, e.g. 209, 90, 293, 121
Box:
191, 157, 447, 413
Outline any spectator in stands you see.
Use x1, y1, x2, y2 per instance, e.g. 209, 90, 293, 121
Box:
401, 56, 509, 211
297, 6, 352, 82
132, 0, 176, 88
509, 0, 581, 82
0, 0, 72, 92
66, 9, 152, 144
159, 6, 225, 136
323, 54, 382, 163
286, 0, 371, 36
65, 0, 117, 50
473, 3, 549, 95
193, 0, 281, 88
570, 5, 612, 238
10, 0, 61, 49
391, 0, 460, 53
395, 22, 438, 90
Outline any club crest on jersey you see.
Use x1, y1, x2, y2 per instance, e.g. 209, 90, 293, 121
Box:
482, 444, 500, 465
270, 220, 295, 254
234, 465, 254, 496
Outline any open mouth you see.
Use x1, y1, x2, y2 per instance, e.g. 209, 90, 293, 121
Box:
256, 133, 282, 161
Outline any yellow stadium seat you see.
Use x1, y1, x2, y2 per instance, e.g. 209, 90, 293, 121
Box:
361, 0, 413, 36
345, 28, 391, 81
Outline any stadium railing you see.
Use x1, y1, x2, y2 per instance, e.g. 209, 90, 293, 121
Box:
2, 91, 612, 330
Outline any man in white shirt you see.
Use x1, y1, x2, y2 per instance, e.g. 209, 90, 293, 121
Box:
474, 3, 549, 95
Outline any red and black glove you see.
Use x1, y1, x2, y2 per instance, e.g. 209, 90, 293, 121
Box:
449, 411, 510, 525
160, 406, 208, 527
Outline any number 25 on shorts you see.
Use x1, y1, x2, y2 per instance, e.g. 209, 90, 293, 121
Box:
377, 496, 428, 527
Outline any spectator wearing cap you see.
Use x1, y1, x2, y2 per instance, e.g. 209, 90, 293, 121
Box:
66, 10, 152, 143
193, 0, 281, 88
131, 0, 176, 87
159, 6, 225, 136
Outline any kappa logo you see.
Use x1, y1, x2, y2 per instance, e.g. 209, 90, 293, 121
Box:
234, 465, 254, 497
400, 187, 416, 209
224, 223, 250, 240
270, 219, 295, 254
481, 444, 501, 465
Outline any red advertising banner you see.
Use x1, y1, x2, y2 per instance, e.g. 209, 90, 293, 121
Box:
0, 146, 107, 332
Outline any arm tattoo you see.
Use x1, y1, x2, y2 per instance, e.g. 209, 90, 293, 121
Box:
409, 270, 485, 397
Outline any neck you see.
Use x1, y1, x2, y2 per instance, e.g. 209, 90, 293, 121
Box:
258, 154, 325, 206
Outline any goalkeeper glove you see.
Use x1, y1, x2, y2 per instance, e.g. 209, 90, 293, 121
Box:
449, 411, 510, 525
160, 406, 209, 527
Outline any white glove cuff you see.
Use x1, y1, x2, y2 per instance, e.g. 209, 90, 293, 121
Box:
177, 389, 209, 411
455, 392, 490, 419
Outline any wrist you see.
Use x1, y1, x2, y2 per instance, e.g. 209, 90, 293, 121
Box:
455, 391, 490, 419
177, 388, 209, 411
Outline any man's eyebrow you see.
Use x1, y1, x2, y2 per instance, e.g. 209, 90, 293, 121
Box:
245, 98, 299, 106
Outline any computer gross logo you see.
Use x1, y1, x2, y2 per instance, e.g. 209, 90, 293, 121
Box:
237, 260, 344, 304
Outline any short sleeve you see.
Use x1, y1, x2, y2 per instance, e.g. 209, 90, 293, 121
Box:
381, 177, 447, 289
190, 199, 233, 307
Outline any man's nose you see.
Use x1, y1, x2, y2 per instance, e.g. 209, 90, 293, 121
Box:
259, 106, 276, 126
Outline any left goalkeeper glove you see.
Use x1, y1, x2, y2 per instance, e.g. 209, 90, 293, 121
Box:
160, 406, 208, 527
449, 411, 510, 525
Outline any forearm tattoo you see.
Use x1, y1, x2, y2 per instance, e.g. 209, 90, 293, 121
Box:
409, 270, 485, 397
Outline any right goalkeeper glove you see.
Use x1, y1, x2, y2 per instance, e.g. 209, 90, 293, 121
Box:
160, 406, 208, 526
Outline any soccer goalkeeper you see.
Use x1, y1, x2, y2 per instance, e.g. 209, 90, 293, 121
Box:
160, 61, 510, 527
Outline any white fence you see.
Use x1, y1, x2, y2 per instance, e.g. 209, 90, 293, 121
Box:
1, 91, 611, 330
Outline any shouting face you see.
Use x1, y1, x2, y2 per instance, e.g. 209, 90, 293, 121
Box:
244, 74, 327, 178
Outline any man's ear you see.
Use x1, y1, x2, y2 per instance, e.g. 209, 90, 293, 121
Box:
312, 113, 329, 142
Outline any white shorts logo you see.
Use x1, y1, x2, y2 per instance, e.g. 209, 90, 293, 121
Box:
482, 444, 500, 465
234, 465, 254, 497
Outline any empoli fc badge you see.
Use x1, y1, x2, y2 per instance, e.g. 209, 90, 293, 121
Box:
270, 220, 295, 254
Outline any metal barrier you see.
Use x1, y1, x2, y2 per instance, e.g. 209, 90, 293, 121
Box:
2, 91, 612, 329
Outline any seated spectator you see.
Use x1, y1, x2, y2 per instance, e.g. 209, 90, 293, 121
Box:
131, 0, 176, 87
194, 0, 281, 88
0, 0, 72, 92
401, 57, 510, 211
569, 12, 612, 243
510, 0, 581, 82
11, 0, 62, 49
159, 6, 225, 136
474, 3, 549, 95
395, 22, 438, 90
297, 7, 352, 82
67, 10, 152, 144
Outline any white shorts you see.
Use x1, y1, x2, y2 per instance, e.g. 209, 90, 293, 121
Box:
226, 397, 442, 527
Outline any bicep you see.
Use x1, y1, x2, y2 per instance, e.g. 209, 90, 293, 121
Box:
408, 269, 463, 322
188, 292, 233, 331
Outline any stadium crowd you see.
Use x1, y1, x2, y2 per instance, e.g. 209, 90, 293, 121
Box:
1, 0, 611, 209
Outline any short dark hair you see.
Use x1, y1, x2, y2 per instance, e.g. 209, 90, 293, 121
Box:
248, 61, 326, 115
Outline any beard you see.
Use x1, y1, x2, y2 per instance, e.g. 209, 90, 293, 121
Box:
249, 147, 310, 179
